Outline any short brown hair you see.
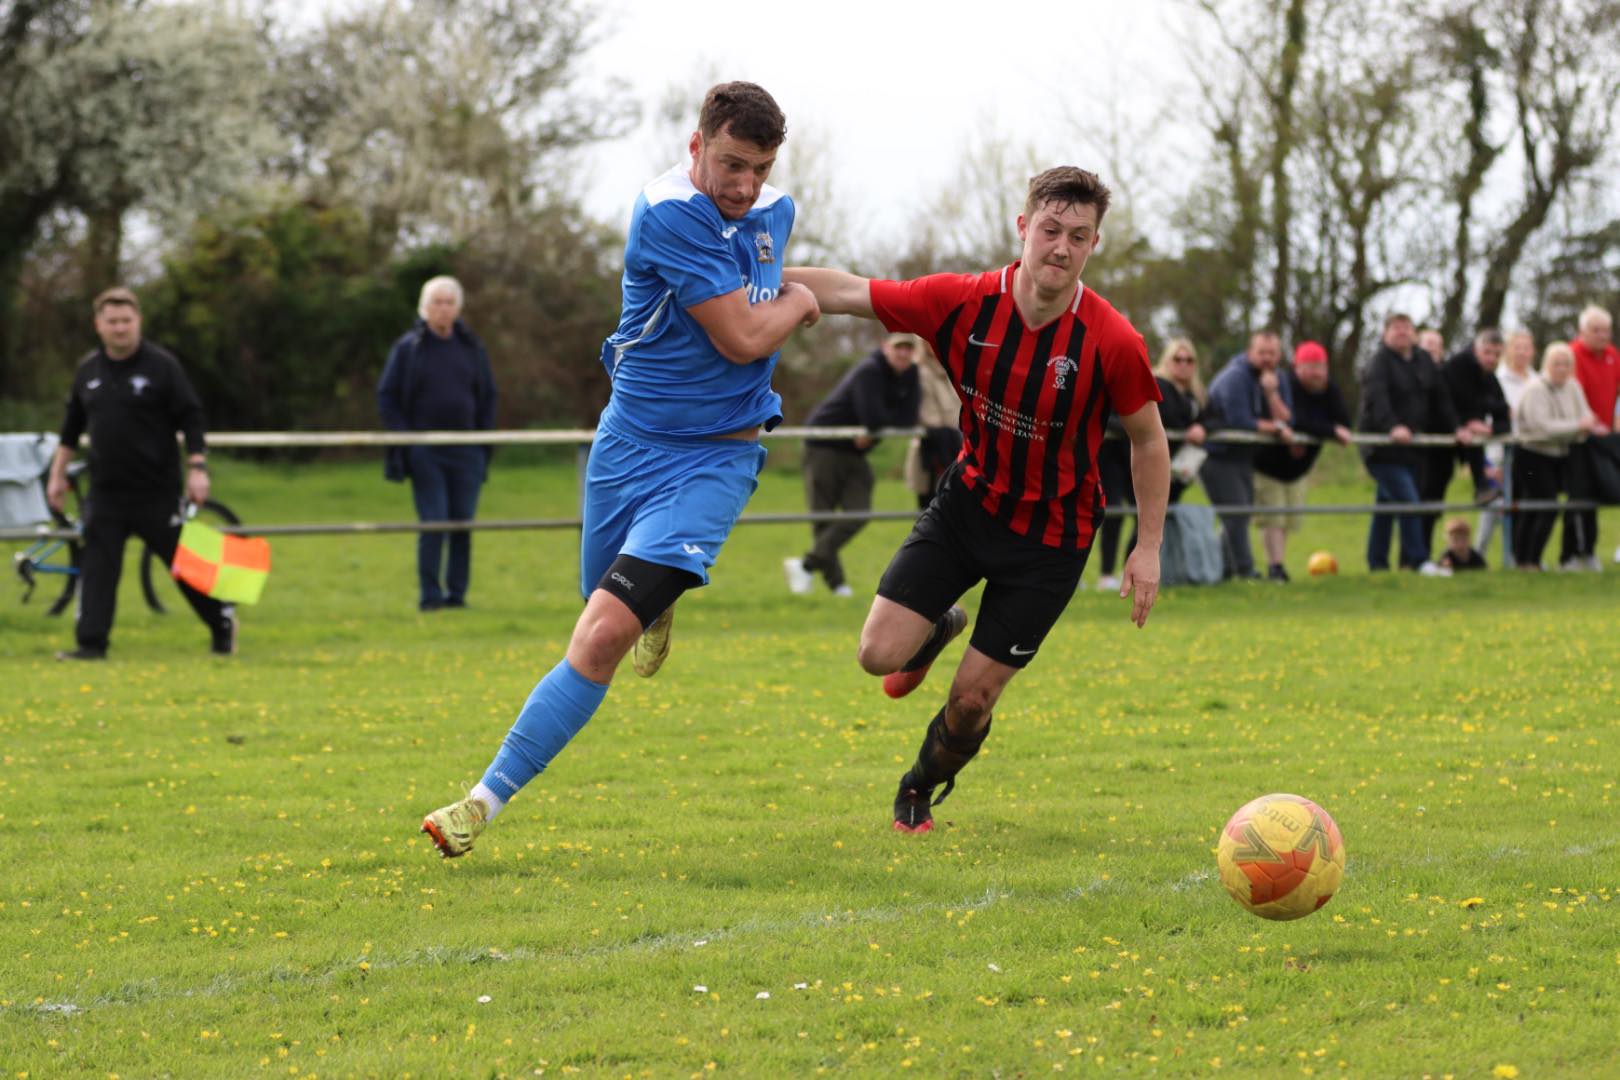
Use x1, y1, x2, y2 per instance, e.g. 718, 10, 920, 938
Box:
1383, 312, 1414, 330
1023, 167, 1112, 225
93, 286, 140, 316
699, 82, 787, 148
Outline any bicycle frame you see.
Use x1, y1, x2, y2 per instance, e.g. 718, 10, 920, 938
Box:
13, 534, 78, 601
12, 459, 85, 615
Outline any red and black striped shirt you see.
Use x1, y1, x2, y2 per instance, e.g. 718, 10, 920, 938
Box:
870, 263, 1159, 550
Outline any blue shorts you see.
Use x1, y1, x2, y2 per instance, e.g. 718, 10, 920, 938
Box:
579, 420, 768, 598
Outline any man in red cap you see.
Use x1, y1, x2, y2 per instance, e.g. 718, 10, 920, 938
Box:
1251, 341, 1353, 580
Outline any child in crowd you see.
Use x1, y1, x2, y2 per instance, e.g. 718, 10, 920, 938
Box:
1438, 516, 1487, 572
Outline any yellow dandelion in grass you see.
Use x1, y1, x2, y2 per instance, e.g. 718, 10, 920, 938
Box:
1492, 1066, 1519, 1079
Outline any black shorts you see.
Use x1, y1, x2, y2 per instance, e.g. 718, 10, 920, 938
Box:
875, 479, 1090, 669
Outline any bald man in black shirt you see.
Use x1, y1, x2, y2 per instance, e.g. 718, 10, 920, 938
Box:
47, 287, 234, 660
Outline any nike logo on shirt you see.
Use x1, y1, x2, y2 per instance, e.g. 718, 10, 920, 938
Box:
968, 334, 1001, 348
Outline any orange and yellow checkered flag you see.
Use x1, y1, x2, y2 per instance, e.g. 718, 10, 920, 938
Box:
170, 519, 271, 604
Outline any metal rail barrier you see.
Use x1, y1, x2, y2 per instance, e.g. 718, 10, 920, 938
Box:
2, 427, 1602, 542
196, 426, 1507, 448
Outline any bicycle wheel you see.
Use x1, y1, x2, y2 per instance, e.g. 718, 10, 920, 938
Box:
43, 502, 84, 617
141, 499, 241, 614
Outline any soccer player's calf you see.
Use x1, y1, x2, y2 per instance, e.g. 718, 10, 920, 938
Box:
876, 492, 1086, 832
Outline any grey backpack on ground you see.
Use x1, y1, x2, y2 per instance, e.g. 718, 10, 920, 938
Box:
1160, 503, 1224, 586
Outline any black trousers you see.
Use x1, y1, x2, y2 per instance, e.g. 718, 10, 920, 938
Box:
1199, 456, 1255, 578
1096, 441, 1135, 575
1458, 444, 1493, 491
78, 491, 227, 653
1417, 447, 1455, 556
801, 444, 874, 589
1511, 450, 1567, 569
1557, 448, 1597, 561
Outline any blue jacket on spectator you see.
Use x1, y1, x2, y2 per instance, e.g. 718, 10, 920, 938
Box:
1204, 352, 1293, 462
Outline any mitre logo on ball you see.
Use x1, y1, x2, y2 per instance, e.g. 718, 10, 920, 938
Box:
1216, 793, 1346, 920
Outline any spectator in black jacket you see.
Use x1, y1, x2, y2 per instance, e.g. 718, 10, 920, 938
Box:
1095, 340, 1211, 586
1094, 411, 1135, 591
1253, 341, 1352, 581
1152, 338, 1209, 495
1358, 313, 1474, 573
1096, 338, 1209, 589
46, 287, 235, 660
1414, 328, 1458, 534
784, 333, 921, 596
1428, 329, 1510, 552
377, 276, 499, 611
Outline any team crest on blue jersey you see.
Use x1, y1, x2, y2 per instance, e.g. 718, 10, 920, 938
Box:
1048, 356, 1078, 390
753, 230, 774, 264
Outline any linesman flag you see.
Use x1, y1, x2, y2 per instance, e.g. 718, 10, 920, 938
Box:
171, 519, 271, 604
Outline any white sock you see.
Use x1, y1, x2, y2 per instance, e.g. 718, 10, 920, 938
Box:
470, 782, 506, 821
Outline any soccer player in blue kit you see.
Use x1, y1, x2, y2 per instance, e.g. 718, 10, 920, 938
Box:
422, 82, 821, 857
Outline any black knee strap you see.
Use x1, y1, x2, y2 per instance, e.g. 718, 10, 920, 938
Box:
596, 554, 702, 630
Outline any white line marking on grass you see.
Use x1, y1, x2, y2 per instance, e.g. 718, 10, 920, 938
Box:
1170, 869, 1214, 892
14, 839, 1614, 1021
1065, 877, 1116, 899
5, 888, 1019, 1019
1562, 836, 1618, 858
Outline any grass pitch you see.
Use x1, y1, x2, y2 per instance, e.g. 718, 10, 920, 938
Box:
3, 451, 1617, 1077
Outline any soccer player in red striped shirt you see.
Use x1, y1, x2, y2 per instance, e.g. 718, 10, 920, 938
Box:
785, 167, 1171, 832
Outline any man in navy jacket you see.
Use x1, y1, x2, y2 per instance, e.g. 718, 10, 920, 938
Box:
378, 276, 498, 610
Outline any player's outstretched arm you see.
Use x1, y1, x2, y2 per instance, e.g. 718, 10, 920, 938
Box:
1117, 401, 1170, 629
782, 267, 875, 318
688, 283, 821, 365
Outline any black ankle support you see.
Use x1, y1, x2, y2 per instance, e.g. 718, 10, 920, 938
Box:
905, 708, 991, 805
900, 611, 953, 673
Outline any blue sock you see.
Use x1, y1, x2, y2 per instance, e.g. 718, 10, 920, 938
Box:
479, 659, 608, 803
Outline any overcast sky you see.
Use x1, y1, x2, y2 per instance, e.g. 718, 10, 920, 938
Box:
570, 0, 1192, 235
276, 0, 1195, 240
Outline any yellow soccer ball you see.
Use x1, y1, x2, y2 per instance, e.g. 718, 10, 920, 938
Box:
1307, 550, 1338, 576
1216, 793, 1346, 921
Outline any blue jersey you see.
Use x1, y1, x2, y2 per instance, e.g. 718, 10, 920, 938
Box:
599, 165, 794, 438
